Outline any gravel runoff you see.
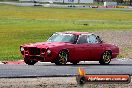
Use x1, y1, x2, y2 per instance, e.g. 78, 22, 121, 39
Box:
0, 77, 131, 88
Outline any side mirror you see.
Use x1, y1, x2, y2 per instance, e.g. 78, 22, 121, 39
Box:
97, 36, 103, 43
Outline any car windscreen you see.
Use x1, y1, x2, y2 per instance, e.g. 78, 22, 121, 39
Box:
47, 33, 76, 43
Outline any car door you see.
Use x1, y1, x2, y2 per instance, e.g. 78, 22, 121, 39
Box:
74, 34, 90, 61
86, 34, 104, 60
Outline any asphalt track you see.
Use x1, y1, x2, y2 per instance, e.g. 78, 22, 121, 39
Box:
0, 58, 132, 77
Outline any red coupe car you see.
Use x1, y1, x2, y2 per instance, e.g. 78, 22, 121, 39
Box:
20, 31, 119, 65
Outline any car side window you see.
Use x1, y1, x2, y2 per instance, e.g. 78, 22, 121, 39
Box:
77, 35, 88, 44
87, 34, 98, 43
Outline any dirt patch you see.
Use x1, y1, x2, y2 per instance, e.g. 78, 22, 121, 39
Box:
0, 77, 132, 88
95, 30, 132, 58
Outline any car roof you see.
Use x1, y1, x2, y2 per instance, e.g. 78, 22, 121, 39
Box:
56, 31, 93, 35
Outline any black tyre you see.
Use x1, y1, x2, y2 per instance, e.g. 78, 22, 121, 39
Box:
24, 58, 37, 65
99, 51, 112, 65
55, 50, 68, 65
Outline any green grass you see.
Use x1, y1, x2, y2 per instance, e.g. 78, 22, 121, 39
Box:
0, 4, 132, 60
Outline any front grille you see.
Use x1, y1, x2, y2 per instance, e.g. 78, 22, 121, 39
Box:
29, 47, 40, 55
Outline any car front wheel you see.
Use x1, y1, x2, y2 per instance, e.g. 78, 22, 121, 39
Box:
24, 58, 37, 65
55, 50, 68, 65
99, 51, 112, 65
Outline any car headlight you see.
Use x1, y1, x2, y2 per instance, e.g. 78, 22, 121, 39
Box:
47, 49, 51, 54
20, 47, 24, 51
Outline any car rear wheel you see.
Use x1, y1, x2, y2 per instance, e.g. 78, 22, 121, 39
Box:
24, 58, 37, 65
55, 50, 68, 65
99, 51, 112, 65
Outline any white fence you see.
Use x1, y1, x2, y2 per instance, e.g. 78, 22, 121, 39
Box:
19, 0, 94, 3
